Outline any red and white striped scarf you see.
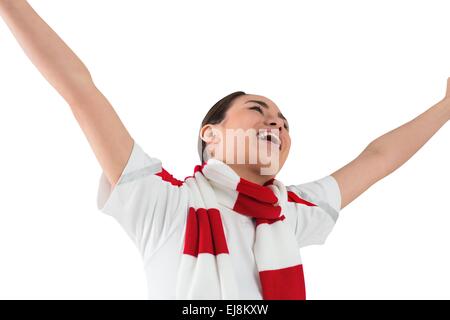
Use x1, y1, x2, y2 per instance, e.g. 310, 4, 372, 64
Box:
175, 158, 305, 300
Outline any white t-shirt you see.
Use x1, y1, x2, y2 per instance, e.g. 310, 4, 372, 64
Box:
96, 140, 342, 299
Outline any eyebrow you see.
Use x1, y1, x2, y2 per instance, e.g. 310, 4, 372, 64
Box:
244, 99, 289, 126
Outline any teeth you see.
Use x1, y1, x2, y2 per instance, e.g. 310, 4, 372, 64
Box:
257, 131, 281, 146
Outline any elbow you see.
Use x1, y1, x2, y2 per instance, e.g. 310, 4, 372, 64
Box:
62, 74, 96, 107
362, 147, 393, 180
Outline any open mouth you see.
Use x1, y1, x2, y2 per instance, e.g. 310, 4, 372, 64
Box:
257, 130, 282, 150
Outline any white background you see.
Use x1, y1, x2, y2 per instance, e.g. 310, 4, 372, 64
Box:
0, 0, 449, 299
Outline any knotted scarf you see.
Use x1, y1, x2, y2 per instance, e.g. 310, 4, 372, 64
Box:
175, 158, 306, 300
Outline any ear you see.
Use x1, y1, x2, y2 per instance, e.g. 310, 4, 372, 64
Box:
200, 124, 220, 143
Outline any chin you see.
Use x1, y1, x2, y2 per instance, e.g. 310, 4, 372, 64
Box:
253, 159, 282, 177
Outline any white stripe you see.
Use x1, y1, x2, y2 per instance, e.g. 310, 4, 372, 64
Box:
216, 253, 240, 299
195, 171, 222, 209
187, 253, 222, 299
203, 159, 240, 190
175, 254, 196, 299
184, 175, 207, 209
253, 220, 302, 271
209, 181, 239, 209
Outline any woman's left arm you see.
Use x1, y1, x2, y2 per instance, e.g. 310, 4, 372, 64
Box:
331, 78, 450, 210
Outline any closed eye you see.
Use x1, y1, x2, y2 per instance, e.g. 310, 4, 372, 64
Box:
250, 106, 264, 114
250, 105, 289, 131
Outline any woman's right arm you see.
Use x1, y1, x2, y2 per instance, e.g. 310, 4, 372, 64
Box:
0, 0, 133, 188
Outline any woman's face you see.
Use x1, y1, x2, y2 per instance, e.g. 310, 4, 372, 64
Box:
201, 94, 291, 176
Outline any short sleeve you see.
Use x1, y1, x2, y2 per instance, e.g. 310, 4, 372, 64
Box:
285, 175, 342, 248
96, 140, 189, 257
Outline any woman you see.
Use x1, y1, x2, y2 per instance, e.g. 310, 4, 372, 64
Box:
1, 1, 449, 300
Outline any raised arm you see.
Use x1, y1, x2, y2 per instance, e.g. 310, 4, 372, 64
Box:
0, 0, 133, 187
330, 79, 450, 210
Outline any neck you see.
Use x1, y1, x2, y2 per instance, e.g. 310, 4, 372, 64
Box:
227, 163, 275, 186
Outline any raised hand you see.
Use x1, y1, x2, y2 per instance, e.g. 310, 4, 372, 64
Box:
0, 0, 134, 188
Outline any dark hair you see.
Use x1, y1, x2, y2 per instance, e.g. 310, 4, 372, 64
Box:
198, 91, 247, 162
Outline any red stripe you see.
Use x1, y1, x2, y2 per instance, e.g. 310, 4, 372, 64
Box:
194, 162, 208, 174
255, 214, 285, 227
183, 162, 208, 181
183, 207, 229, 257
259, 264, 306, 300
197, 208, 214, 254
287, 191, 317, 206
183, 207, 199, 256
208, 208, 229, 255
237, 178, 278, 203
155, 167, 184, 186
234, 192, 281, 220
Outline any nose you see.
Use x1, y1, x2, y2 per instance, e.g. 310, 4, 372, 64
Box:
265, 115, 284, 131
